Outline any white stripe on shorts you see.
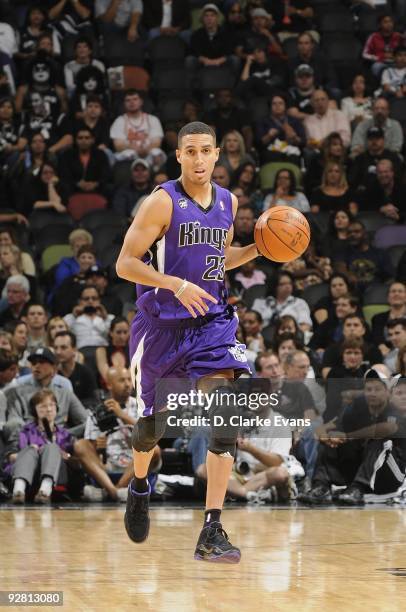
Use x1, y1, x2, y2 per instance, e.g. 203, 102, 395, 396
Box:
130, 332, 146, 415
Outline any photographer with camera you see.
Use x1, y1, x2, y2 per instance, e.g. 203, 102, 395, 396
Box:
74, 366, 161, 502
64, 285, 114, 350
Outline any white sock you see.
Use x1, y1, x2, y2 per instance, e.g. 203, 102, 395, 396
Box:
13, 478, 26, 495
39, 477, 53, 496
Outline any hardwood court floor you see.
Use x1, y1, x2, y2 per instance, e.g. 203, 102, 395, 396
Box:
1, 504, 406, 611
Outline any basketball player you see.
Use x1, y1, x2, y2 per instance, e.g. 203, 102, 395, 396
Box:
116, 122, 259, 563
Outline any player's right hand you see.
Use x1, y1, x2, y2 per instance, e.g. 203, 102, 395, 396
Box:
173, 280, 217, 318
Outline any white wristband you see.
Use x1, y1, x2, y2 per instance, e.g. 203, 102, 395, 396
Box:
174, 279, 188, 300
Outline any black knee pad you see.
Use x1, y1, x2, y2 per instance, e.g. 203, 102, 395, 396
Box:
206, 384, 239, 457
132, 411, 168, 452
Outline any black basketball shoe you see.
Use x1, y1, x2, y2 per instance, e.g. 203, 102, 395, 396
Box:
124, 479, 151, 543
194, 522, 241, 564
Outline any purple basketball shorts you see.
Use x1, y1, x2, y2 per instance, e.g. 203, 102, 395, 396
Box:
130, 291, 250, 416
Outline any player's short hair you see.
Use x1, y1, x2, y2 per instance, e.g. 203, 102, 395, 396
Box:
178, 122, 216, 147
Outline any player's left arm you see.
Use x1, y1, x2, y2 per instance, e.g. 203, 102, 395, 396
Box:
224, 194, 258, 271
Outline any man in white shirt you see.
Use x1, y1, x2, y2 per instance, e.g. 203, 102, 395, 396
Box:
304, 88, 351, 149
64, 285, 114, 349
110, 88, 164, 163
95, 0, 143, 41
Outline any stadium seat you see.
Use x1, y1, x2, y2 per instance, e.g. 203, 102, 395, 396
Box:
108, 66, 150, 92
61, 34, 99, 62
34, 225, 73, 253
305, 211, 330, 236
319, 12, 355, 33
148, 35, 186, 67
363, 283, 390, 305
80, 210, 128, 233
41, 244, 72, 273
322, 36, 361, 62
357, 11, 378, 40
158, 97, 186, 123
29, 211, 75, 234
363, 304, 390, 327
199, 67, 236, 92
356, 212, 394, 233
249, 97, 270, 122
282, 37, 299, 59
98, 244, 122, 268
93, 226, 125, 254
103, 34, 145, 67
242, 284, 268, 309
301, 283, 330, 309
261, 324, 274, 349
67, 194, 108, 222
259, 162, 302, 191
389, 99, 406, 134
373, 225, 406, 249
387, 245, 406, 269
113, 282, 136, 306
152, 68, 190, 96
112, 160, 132, 187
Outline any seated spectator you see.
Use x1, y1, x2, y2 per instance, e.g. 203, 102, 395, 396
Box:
74, 366, 159, 502
309, 294, 359, 352
304, 89, 351, 150
23, 161, 68, 217
212, 164, 231, 189
95, 316, 130, 386
239, 43, 286, 101
241, 309, 265, 357
231, 167, 262, 217
348, 126, 403, 194
301, 369, 402, 505
350, 96, 403, 157
318, 209, 354, 261
142, 0, 191, 40
313, 272, 352, 325
384, 318, 406, 374
380, 46, 406, 98
53, 330, 96, 404
54, 229, 93, 290
236, 7, 283, 59
59, 127, 111, 198
5, 346, 88, 437
287, 64, 317, 122
358, 158, 405, 222
362, 14, 404, 78
23, 303, 48, 352
232, 204, 256, 247
275, 0, 315, 39
16, 5, 61, 64
112, 158, 151, 219
218, 130, 255, 179
6, 320, 29, 371
64, 285, 114, 350
304, 132, 347, 196
235, 260, 266, 290
222, 2, 247, 58
0, 330, 12, 351
274, 332, 303, 366
110, 89, 164, 163
288, 31, 338, 94
263, 167, 309, 212
325, 338, 367, 423
321, 313, 382, 378
256, 93, 305, 164
274, 314, 304, 343
9, 132, 55, 206
371, 281, 406, 355
85, 266, 123, 317
340, 73, 373, 129
47, 0, 93, 37
0, 244, 36, 299
0, 276, 31, 327
310, 162, 358, 215
69, 65, 109, 120
53, 245, 97, 315
0, 228, 35, 277
46, 315, 69, 345
252, 270, 312, 331
0, 98, 27, 170
73, 94, 111, 151
95, 0, 143, 41
0, 348, 18, 389
204, 89, 253, 151
281, 350, 318, 421
333, 220, 394, 290
64, 36, 105, 97
7, 389, 74, 504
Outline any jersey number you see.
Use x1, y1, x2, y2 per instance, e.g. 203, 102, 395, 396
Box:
202, 255, 225, 281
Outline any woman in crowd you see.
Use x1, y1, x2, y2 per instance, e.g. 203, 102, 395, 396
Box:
8, 390, 74, 504
263, 167, 310, 212
0, 227, 35, 276
10, 132, 54, 206
318, 207, 354, 259
24, 161, 68, 217
231, 161, 262, 213
96, 316, 130, 386
341, 73, 373, 127
6, 320, 30, 371
313, 273, 353, 325
304, 132, 347, 195
241, 309, 265, 357
53, 229, 94, 290
16, 5, 60, 62
257, 94, 305, 164
46, 316, 84, 363
218, 130, 255, 178
234, 259, 267, 290
0, 330, 12, 351
0, 244, 36, 298
310, 162, 358, 215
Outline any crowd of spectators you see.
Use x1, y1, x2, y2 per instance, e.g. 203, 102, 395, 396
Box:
0, 0, 405, 507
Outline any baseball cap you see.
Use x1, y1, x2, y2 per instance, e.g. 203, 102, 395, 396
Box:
202, 3, 221, 15
251, 8, 271, 18
131, 158, 150, 170
367, 126, 384, 139
364, 367, 391, 389
85, 265, 108, 279
295, 64, 314, 77
28, 347, 57, 365
391, 374, 406, 390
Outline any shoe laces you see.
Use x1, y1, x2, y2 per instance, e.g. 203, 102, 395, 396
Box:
206, 524, 230, 542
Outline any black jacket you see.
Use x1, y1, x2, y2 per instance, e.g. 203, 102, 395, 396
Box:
59, 146, 111, 197
142, 0, 190, 30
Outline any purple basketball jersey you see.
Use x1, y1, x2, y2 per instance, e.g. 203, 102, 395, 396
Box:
137, 179, 233, 320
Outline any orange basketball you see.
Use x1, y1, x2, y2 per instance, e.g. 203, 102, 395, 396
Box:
254, 206, 311, 263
